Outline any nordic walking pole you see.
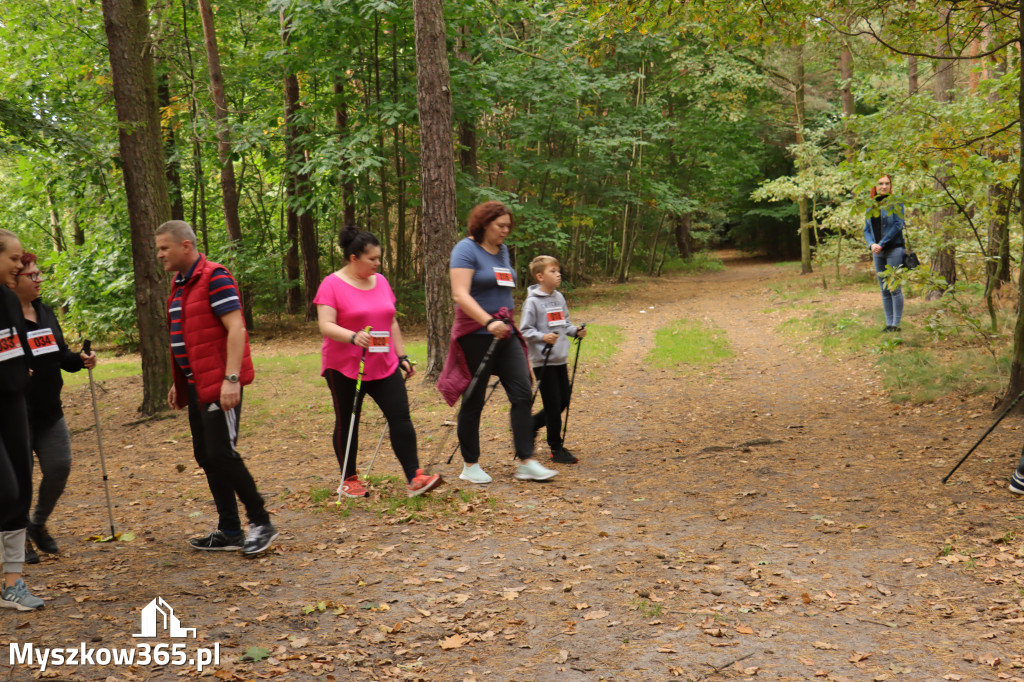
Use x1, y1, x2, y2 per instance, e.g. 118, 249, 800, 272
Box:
513, 344, 554, 461
337, 327, 371, 503
364, 356, 415, 478
447, 379, 500, 464
530, 344, 554, 409
560, 324, 585, 446
943, 387, 1024, 484
364, 423, 389, 479
83, 340, 116, 539
446, 335, 501, 465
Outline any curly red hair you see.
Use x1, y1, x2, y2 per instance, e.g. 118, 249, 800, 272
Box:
467, 201, 514, 242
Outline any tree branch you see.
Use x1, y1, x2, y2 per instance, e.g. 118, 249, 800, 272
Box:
935, 118, 1021, 150
820, 16, 1018, 60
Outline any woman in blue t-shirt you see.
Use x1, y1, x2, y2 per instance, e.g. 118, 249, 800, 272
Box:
446, 201, 557, 484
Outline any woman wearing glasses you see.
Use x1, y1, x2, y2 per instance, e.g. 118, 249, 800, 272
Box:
12, 253, 96, 562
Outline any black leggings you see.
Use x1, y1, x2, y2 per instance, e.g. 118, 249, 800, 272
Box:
457, 334, 534, 462
532, 363, 570, 451
1, 392, 33, 532
325, 368, 419, 482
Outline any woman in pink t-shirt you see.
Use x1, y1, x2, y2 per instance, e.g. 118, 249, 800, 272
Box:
315, 226, 441, 499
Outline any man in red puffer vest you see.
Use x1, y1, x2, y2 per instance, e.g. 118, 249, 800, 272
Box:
155, 220, 278, 557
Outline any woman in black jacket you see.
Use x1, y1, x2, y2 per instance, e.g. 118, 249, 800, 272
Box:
0, 229, 43, 611
13, 252, 96, 561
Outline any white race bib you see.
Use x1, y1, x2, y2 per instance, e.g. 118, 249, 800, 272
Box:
493, 267, 515, 287
545, 308, 566, 327
369, 330, 391, 353
27, 328, 60, 356
0, 328, 26, 362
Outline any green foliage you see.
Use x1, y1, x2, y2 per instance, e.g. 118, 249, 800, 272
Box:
47, 241, 139, 347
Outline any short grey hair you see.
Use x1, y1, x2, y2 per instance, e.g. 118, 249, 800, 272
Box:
156, 220, 198, 245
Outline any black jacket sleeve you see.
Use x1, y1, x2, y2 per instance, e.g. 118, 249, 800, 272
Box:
35, 300, 84, 373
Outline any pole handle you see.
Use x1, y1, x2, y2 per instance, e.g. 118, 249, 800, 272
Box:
83, 339, 92, 354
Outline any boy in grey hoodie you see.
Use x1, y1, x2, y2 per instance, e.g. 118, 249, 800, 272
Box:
519, 256, 586, 463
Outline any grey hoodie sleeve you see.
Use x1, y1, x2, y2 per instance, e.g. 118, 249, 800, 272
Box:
519, 296, 546, 343
560, 292, 579, 337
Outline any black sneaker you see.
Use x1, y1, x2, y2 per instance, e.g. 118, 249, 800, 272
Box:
189, 530, 244, 551
27, 523, 58, 554
550, 448, 579, 464
242, 523, 279, 557
24, 539, 39, 565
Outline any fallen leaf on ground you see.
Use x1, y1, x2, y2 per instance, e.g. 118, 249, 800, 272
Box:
440, 634, 470, 650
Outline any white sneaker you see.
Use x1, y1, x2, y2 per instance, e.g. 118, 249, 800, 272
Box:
514, 459, 558, 481
459, 463, 492, 484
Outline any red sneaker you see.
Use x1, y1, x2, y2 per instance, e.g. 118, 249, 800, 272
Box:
339, 475, 368, 498
407, 469, 442, 498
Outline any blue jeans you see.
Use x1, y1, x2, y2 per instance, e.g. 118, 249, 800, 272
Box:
873, 246, 905, 326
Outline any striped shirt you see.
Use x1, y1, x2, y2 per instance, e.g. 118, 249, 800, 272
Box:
169, 258, 241, 380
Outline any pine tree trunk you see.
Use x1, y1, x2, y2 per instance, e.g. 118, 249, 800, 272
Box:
674, 213, 692, 259
839, 40, 856, 153
908, 2, 919, 95
157, 71, 184, 221
393, 29, 408, 289
414, 0, 456, 380
282, 13, 318, 318
456, 25, 477, 182
927, 43, 957, 298
794, 44, 811, 274
197, 0, 242, 244
198, 0, 254, 328
333, 77, 357, 228
45, 188, 65, 253
101, 0, 172, 415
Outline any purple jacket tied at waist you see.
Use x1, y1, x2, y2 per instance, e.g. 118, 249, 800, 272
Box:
436, 306, 529, 406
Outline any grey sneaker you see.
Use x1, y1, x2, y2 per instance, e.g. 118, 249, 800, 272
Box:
0, 579, 44, 611
242, 523, 279, 557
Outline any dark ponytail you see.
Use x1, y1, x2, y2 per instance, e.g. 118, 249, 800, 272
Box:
339, 224, 380, 262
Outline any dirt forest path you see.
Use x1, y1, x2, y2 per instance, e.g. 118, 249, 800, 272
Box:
4, 256, 1024, 682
